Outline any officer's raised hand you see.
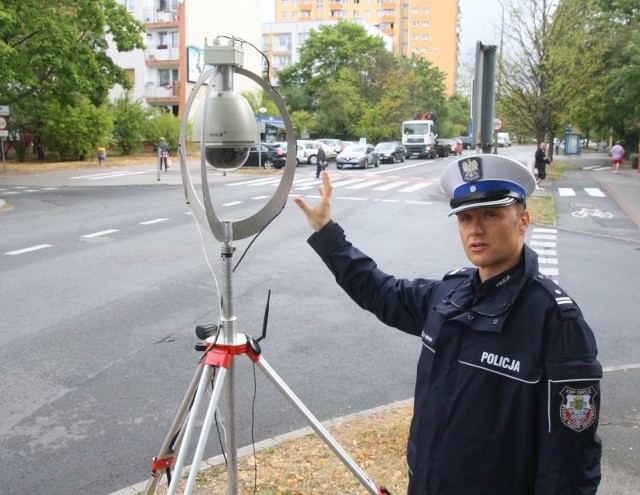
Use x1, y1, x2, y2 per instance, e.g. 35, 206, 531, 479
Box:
294, 170, 332, 231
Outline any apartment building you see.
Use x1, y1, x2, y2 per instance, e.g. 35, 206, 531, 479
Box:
262, 20, 392, 86
271, 0, 459, 95
108, 0, 263, 116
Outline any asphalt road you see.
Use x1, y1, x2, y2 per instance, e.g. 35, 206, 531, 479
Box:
1, 148, 638, 494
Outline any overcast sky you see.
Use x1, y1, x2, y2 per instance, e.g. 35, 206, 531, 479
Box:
459, 0, 504, 61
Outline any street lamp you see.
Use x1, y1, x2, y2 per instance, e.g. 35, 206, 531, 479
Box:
257, 106, 267, 167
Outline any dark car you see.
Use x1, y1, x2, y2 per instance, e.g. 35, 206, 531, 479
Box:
243, 143, 286, 169
457, 136, 473, 150
374, 141, 406, 164
435, 138, 451, 158
336, 143, 379, 169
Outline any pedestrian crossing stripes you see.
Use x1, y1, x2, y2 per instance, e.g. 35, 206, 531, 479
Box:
557, 187, 605, 197
530, 227, 559, 282
225, 175, 439, 195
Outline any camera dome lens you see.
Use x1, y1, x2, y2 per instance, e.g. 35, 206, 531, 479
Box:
205, 147, 250, 170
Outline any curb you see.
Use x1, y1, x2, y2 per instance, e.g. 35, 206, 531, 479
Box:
107, 398, 414, 495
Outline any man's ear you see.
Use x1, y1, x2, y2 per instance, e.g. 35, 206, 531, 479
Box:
520, 208, 531, 234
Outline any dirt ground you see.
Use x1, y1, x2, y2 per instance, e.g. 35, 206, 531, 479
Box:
0, 152, 161, 175
153, 403, 412, 495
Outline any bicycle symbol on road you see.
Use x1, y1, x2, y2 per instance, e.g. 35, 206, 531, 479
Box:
571, 207, 613, 219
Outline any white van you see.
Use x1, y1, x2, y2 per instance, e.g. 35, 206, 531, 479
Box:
497, 132, 512, 147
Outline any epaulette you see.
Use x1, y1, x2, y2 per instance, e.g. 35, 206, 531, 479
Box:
532, 273, 582, 319
443, 267, 475, 279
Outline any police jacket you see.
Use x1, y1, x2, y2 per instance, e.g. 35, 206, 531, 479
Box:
308, 221, 602, 495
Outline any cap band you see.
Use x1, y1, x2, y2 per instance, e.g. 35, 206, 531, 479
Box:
452, 179, 526, 202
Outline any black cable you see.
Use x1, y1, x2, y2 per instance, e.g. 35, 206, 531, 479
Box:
232, 203, 284, 273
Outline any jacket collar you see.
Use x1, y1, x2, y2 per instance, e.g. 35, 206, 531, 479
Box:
435, 245, 539, 331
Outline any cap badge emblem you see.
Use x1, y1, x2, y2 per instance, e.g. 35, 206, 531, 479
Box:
459, 158, 482, 182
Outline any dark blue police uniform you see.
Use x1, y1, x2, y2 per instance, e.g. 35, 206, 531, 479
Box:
308, 220, 602, 495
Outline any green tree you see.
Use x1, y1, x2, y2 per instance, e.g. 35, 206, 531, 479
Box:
39, 99, 113, 161
277, 20, 393, 116
498, 0, 603, 149
0, 0, 145, 159
112, 93, 148, 155
144, 110, 181, 151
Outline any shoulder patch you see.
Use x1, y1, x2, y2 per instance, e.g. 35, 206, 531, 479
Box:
532, 273, 582, 319
443, 267, 476, 280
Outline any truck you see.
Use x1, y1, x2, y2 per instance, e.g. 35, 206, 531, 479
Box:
402, 119, 437, 159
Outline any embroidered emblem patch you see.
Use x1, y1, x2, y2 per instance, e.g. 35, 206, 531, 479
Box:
559, 386, 597, 432
458, 157, 482, 182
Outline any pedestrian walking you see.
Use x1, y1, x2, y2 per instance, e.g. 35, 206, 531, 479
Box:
534, 142, 550, 190
294, 155, 602, 495
315, 143, 327, 178
610, 141, 624, 173
158, 137, 170, 172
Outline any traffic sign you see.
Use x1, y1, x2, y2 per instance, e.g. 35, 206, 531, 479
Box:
493, 117, 503, 131
0, 105, 9, 116
0, 116, 7, 137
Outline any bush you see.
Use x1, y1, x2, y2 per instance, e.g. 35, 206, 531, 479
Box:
630, 153, 639, 169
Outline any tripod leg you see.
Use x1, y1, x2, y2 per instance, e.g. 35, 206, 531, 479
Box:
183, 365, 228, 495
256, 356, 381, 495
166, 364, 216, 495
143, 361, 206, 495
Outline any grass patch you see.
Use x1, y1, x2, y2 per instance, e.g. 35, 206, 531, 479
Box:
528, 195, 556, 226
153, 404, 412, 494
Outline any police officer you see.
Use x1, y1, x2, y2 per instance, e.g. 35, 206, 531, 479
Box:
294, 155, 602, 494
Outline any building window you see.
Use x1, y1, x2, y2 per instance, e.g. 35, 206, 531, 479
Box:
126, 68, 135, 84
125, 0, 134, 12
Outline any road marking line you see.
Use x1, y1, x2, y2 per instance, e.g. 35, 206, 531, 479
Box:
538, 257, 559, 264
252, 195, 270, 200
558, 188, 575, 196
222, 201, 243, 206
347, 180, 384, 190
531, 234, 557, 240
332, 179, 366, 188
531, 240, 557, 248
81, 229, 119, 238
540, 266, 559, 277
139, 218, 169, 225
585, 187, 605, 197
5, 244, 52, 255
399, 183, 431, 192
534, 227, 557, 233
405, 200, 433, 205
336, 196, 368, 201
372, 182, 408, 191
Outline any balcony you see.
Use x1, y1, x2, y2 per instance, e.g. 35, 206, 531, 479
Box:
145, 82, 180, 103
145, 45, 179, 65
143, 7, 179, 25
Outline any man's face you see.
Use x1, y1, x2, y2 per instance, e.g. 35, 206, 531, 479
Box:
456, 204, 530, 281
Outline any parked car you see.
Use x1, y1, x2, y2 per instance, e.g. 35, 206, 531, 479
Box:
273, 141, 304, 165
297, 140, 327, 165
374, 141, 406, 164
497, 132, 512, 147
337, 140, 357, 154
457, 136, 473, 150
336, 143, 379, 169
446, 138, 463, 156
242, 143, 286, 169
316, 138, 342, 160
435, 138, 451, 158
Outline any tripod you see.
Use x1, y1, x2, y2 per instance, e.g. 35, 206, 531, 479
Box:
142, 240, 387, 495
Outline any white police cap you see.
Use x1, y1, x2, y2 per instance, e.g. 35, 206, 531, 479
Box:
440, 154, 536, 216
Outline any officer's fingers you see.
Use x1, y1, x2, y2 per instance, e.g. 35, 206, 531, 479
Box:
293, 196, 310, 213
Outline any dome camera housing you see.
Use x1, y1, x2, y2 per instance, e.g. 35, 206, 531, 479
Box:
192, 91, 257, 171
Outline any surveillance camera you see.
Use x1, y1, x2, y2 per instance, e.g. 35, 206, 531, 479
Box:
192, 90, 257, 171
204, 146, 250, 170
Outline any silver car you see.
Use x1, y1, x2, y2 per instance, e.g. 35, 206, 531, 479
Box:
336, 144, 379, 169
